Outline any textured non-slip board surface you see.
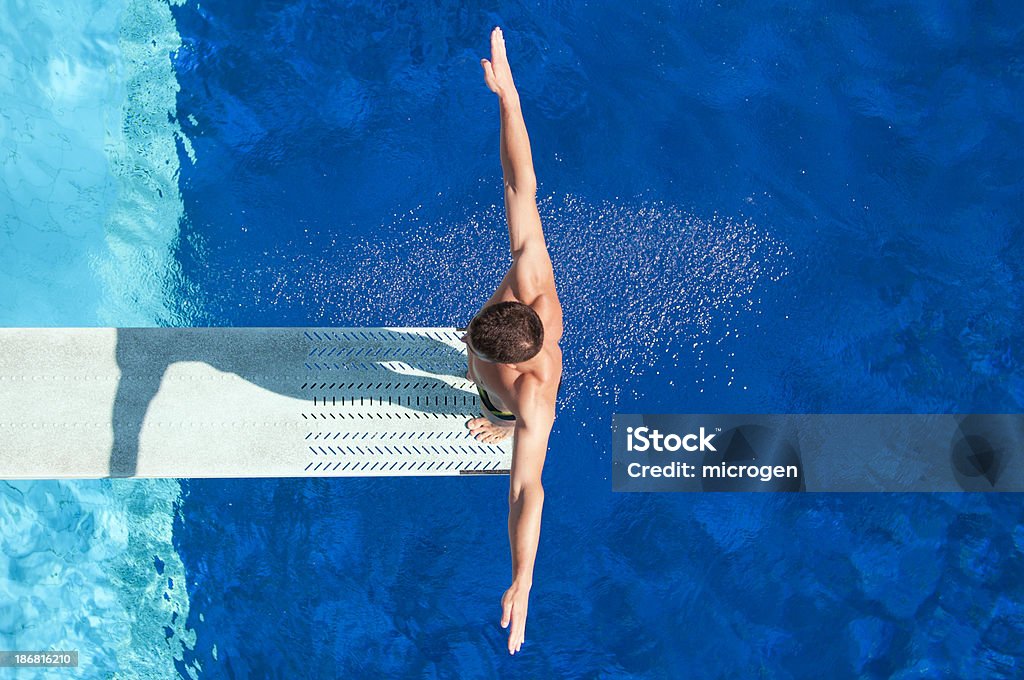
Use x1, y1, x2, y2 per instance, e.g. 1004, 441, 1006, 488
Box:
0, 328, 511, 478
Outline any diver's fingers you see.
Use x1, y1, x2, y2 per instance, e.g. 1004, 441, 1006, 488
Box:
507, 606, 518, 654
500, 592, 513, 629
513, 608, 527, 653
480, 59, 497, 93
493, 26, 507, 61
490, 26, 501, 61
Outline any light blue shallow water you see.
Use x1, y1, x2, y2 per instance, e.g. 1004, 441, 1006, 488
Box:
1, 0, 196, 677
2, 0, 1023, 678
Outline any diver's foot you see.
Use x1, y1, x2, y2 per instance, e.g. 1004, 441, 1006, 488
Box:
467, 416, 514, 444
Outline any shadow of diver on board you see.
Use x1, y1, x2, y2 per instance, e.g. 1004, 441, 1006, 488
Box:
108, 328, 477, 477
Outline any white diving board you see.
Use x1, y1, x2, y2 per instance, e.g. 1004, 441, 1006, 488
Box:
0, 327, 511, 479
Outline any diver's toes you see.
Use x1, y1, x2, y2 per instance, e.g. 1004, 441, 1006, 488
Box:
466, 417, 513, 444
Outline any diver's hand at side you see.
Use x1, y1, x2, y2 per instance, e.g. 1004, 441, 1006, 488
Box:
500, 579, 531, 655
480, 26, 519, 103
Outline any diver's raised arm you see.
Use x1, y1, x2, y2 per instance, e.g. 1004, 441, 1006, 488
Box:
481, 27, 546, 259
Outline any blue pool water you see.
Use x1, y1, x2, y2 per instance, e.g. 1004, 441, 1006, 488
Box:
2, 0, 1022, 677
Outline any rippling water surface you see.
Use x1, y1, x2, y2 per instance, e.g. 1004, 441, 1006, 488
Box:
2, 0, 1022, 677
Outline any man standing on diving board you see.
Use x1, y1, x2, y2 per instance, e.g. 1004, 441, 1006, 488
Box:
462, 26, 564, 656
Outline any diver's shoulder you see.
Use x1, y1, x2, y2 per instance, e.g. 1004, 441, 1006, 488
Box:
513, 374, 557, 425
528, 291, 562, 338
514, 354, 560, 404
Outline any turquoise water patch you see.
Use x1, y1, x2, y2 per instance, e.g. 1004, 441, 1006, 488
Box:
0, 0, 196, 676
0, 2, 120, 325
94, 0, 197, 327
0, 480, 193, 678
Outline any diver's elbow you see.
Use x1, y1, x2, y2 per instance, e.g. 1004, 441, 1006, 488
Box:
509, 480, 544, 507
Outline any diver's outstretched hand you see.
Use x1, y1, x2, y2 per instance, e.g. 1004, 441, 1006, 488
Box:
481, 26, 519, 102
500, 579, 530, 655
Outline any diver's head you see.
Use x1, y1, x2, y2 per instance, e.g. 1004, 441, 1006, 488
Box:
466, 301, 544, 364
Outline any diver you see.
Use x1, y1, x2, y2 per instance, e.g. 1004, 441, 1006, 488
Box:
463, 26, 564, 656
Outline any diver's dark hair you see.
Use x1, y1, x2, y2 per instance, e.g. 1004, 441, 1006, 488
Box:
468, 301, 544, 363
